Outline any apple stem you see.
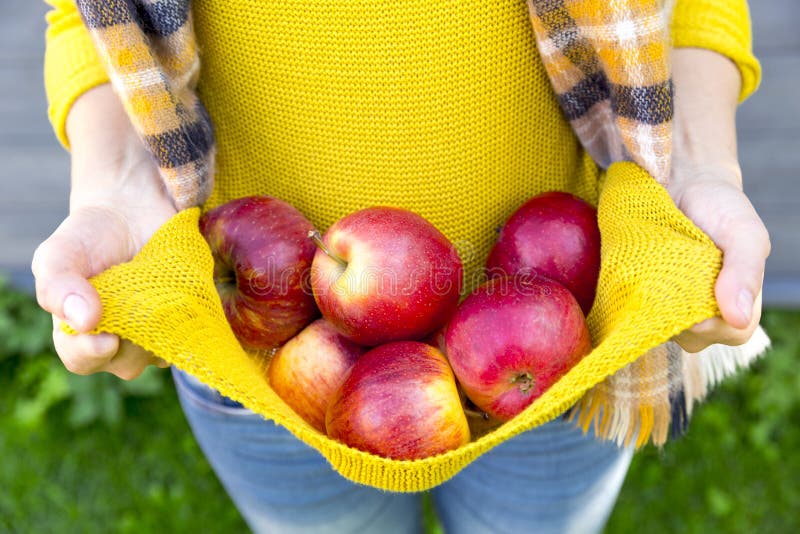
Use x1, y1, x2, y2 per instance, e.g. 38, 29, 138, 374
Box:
308, 230, 347, 268
510, 372, 534, 395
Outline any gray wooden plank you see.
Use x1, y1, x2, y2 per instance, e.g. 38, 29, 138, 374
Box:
0, 1, 48, 61
740, 132, 800, 210
0, 267, 36, 292
0, 203, 68, 269
759, 212, 800, 278
0, 63, 56, 146
763, 277, 800, 309
751, 0, 800, 54
0, 0, 84, 274
0, 1, 53, 146
0, 142, 69, 268
0, 217, 65, 268
737, 55, 800, 132
0, 146, 70, 201
0, 215, 68, 271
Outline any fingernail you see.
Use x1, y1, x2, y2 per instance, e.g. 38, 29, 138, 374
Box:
63, 294, 89, 330
737, 289, 753, 324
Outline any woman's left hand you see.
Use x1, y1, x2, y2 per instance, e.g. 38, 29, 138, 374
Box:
668, 163, 770, 353
669, 49, 770, 353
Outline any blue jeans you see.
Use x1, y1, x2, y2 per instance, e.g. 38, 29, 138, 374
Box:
172, 368, 632, 534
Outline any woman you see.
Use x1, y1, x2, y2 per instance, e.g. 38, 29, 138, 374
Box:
34, 1, 768, 532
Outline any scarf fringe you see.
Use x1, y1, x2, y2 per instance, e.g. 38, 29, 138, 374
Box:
682, 325, 771, 420
570, 326, 771, 448
697, 325, 771, 388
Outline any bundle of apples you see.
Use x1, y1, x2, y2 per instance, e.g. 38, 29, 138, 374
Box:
199, 192, 600, 460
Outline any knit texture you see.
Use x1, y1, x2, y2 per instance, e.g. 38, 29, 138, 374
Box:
191, 0, 598, 284
63, 163, 765, 491
47, 1, 769, 489
44, 0, 761, 150
522, 1, 767, 448
672, 0, 761, 102
44, 0, 110, 149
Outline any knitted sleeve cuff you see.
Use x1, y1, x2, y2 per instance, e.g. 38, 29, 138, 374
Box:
44, 4, 109, 150
672, 0, 761, 102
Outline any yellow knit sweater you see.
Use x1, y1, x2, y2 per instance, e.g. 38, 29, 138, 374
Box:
43, 0, 760, 284
43, 3, 765, 487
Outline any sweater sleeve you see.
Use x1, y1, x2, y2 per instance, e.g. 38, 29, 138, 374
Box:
671, 0, 761, 102
43, 0, 110, 149
43, 0, 759, 148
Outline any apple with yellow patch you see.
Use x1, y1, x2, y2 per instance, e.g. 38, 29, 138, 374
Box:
268, 319, 366, 433
326, 341, 470, 460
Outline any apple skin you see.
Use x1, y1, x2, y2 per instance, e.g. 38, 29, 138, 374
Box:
422, 325, 448, 355
486, 192, 600, 315
445, 275, 591, 422
268, 319, 366, 432
310, 207, 463, 346
326, 341, 470, 460
200, 196, 319, 350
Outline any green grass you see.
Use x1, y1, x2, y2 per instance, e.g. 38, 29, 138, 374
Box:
0, 381, 246, 533
0, 279, 797, 532
606, 309, 800, 533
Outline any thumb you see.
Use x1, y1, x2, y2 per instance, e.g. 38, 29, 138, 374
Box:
32, 218, 103, 334
712, 209, 770, 330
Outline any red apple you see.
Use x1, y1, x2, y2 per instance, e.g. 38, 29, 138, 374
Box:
200, 196, 319, 350
486, 192, 600, 314
445, 275, 591, 421
309, 207, 462, 346
326, 341, 470, 460
268, 319, 366, 432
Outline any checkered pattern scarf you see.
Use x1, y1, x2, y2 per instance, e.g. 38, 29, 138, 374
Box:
75, 0, 214, 210
75, 0, 767, 447
526, 0, 673, 182
526, 0, 767, 447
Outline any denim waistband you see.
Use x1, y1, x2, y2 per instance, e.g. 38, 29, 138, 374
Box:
171, 367, 245, 410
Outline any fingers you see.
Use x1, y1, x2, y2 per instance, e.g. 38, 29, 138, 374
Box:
674, 291, 763, 353
103, 340, 160, 380
53, 316, 120, 375
33, 220, 102, 334
53, 316, 169, 379
33, 206, 136, 334
669, 175, 770, 350
709, 200, 770, 330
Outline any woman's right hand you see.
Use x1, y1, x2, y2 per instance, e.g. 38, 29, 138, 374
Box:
32, 84, 176, 379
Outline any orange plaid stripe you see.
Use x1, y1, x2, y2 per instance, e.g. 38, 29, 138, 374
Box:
527, 0, 672, 182
76, 0, 213, 210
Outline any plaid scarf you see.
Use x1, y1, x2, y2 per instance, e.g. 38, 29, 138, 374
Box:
75, 0, 768, 447
526, 0, 768, 446
75, 0, 214, 210
526, 0, 672, 182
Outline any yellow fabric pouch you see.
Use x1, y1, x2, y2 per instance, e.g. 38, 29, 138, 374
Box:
72, 161, 722, 492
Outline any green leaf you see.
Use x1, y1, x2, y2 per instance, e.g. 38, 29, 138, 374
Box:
101, 380, 124, 427
12, 360, 70, 426
706, 486, 734, 517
